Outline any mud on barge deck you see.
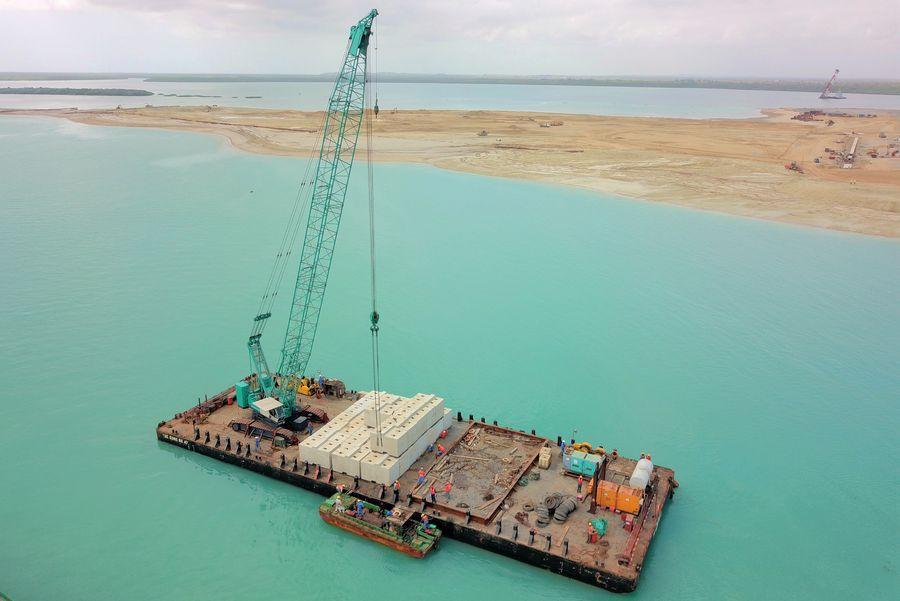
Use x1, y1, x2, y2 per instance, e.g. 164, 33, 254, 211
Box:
156, 388, 677, 593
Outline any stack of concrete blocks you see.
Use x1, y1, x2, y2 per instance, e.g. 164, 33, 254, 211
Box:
299, 391, 453, 485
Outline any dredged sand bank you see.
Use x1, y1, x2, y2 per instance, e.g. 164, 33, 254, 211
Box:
3, 105, 898, 237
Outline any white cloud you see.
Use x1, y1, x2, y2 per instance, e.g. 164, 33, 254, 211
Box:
0, 0, 897, 77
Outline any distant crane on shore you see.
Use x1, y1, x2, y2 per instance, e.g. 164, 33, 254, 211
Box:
820, 69, 846, 99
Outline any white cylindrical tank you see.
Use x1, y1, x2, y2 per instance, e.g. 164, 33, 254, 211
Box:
629, 457, 654, 489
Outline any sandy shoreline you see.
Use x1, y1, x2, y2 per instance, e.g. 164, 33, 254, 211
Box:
3, 105, 898, 237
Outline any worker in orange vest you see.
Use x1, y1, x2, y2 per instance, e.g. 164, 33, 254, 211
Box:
436, 443, 446, 458
417, 468, 425, 486
444, 481, 452, 500
588, 523, 598, 544
577, 474, 584, 494
428, 484, 437, 503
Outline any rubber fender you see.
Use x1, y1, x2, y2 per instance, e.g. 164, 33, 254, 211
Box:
553, 497, 578, 522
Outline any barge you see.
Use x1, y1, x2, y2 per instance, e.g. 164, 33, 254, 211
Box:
156, 386, 677, 593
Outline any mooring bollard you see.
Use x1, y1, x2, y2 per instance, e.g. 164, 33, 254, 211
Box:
303, 461, 309, 475
556, 435, 562, 447
480, 417, 485, 423
563, 538, 569, 556
468, 414, 474, 422
529, 528, 535, 545
379, 484, 385, 499
496, 520, 502, 534
225, 437, 231, 451
236, 441, 242, 454
353, 476, 359, 490
194, 427, 200, 441
531, 429, 536, 436
280, 454, 285, 467
547, 534, 552, 551
204, 431, 210, 443
456, 411, 462, 422
465, 510, 471, 525
292, 458, 298, 472
215, 434, 220, 447
246, 445, 251, 457
492, 420, 498, 426
513, 523, 518, 540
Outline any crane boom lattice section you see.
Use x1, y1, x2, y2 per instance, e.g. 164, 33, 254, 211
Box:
278, 11, 376, 380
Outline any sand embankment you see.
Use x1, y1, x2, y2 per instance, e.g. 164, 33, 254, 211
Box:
3, 105, 898, 237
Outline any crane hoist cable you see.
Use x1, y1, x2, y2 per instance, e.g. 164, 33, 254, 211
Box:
366, 23, 384, 446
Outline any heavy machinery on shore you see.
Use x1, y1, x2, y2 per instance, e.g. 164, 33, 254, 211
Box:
243, 8, 379, 425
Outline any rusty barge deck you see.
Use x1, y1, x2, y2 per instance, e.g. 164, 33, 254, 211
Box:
156, 388, 676, 593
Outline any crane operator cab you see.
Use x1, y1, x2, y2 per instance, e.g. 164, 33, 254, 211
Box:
251, 397, 290, 425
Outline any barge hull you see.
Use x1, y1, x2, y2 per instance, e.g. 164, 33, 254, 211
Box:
156, 391, 675, 594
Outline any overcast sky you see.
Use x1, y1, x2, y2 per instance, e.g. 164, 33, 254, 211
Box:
1, 0, 898, 78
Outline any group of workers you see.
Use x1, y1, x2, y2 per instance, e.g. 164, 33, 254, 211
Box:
415, 468, 453, 503
416, 468, 452, 502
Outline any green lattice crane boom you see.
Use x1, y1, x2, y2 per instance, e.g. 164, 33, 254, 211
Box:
248, 8, 377, 415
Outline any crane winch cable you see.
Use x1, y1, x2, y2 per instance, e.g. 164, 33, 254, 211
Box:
249, 81, 335, 342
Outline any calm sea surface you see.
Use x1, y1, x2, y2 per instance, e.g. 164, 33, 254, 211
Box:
2, 77, 900, 117
0, 116, 897, 600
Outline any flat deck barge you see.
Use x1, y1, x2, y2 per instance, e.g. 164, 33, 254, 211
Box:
156, 388, 677, 593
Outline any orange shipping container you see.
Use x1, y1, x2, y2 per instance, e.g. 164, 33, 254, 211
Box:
597, 481, 619, 510
615, 485, 643, 515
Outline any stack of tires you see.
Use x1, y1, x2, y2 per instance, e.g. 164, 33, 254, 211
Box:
535, 492, 577, 526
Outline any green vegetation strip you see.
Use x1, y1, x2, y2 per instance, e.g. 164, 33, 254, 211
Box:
0, 87, 153, 96
139, 74, 900, 96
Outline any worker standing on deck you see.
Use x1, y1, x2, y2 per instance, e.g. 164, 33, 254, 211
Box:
417, 468, 426, 486
444, 481, 452, 500
436, 443, 446, 458
577, 474, 584, 494
421, 514, 430, 530
356, 500, 365, 517
429, 484, 437, 503
255, 435, 261, 451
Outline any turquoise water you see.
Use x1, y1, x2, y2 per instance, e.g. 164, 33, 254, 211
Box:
3, 77, 900, 118
0, 116, 898, 600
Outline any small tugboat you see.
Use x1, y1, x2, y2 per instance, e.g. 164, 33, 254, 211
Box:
319, 492, 441, 558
